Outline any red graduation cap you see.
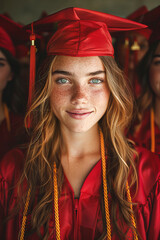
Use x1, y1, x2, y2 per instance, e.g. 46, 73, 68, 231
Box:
0, 14, 32, 58
127, 5, 148, 21
16, 44, 29, 59
127, 6, 152, 41
0, 14, 31, 45
140, 5, 160, 43
26, 7, 147, 57
0, 26, 16, 56
24, 7, 146, 127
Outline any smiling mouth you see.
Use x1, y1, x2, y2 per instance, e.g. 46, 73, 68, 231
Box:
66, 110, 93, 119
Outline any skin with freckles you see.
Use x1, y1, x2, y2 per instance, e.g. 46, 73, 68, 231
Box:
50, 56, 110, 134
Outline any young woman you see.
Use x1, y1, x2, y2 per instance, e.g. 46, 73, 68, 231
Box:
129, 39, 160, 154
128, 6, 160, 154
0, 26, 24, 160
0, 7, 159, 240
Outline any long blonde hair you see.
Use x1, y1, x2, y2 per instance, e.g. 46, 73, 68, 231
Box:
19, 55, 138, 239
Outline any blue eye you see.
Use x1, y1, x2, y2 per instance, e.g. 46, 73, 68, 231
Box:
90, 79, 103, 84
56, 78, 69, 84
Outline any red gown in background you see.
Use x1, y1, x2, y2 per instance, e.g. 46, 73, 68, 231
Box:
0, 146, 160, 240
129, 109, 160, 154
0, 111, 24, 160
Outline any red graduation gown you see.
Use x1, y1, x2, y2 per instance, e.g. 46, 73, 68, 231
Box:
0, 112, 24, 160
0, 147, 160, 240
129, 109, 160, 154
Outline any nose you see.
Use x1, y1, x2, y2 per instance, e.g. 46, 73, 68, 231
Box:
71, 84, 88, 105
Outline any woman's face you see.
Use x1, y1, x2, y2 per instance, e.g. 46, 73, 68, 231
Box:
117, 32, 149, 71
128, 32, 149, 71
50, 56, 110, 133
149, 42, 160, 98
0, 50, 13, 92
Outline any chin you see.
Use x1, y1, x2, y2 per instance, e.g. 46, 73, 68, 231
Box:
67, 124, 95, 134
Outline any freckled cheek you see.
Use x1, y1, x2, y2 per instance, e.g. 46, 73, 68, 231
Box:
91, 88, 110, 105
50, 88, 71, 109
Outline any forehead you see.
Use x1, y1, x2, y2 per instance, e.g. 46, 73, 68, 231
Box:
52, 55, 105, 72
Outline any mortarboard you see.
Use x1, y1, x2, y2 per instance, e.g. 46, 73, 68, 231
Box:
140, 5, 160, 43
0, 27, 16, 56
126, 6, 151, 41
0, 14, 30, 45
25, 7, 147, 57
0, 14, 32, 57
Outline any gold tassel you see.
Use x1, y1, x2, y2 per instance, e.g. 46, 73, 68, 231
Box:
131, 40, 140, 51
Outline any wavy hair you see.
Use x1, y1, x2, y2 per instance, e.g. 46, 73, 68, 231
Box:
18, 55, 138, 239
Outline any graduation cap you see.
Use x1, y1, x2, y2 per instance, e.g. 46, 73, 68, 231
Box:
0, 27, 16, 56
24, 7, 146, 126
140, 5, 160, 43
126, 6, 152, 49
127, 5, 148, 22
0, 14, 31, 45
0, 14, 33, 59
25, 7, 147, 57
16, 44, 29, 59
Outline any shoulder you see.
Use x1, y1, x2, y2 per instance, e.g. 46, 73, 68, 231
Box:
134, 146, 160, 203
0, 148, 25, 185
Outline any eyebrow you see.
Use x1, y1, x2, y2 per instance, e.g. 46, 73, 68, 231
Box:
52, 70, 106, 76
153, 54, 160, 58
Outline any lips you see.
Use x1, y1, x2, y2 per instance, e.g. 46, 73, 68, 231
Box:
66, 109, 93, 119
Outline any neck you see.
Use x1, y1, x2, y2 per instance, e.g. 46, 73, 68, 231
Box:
0, 92, 5, 123
154, 97, 160, 129
60, 124, 100, 161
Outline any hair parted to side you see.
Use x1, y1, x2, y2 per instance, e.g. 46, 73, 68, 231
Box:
19, 55, 138, 239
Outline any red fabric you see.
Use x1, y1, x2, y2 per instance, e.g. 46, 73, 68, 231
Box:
0, 14, 30, 45
0, 27, 15, 56
126, 5, 152, 40
16, 45, 29, 59
0, 146, 160, 239
127, 5, 148, 21
0, 112, 24, 161
140, 6, 160, 42
24, 7, 147, 57
129, 109, 160, 154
